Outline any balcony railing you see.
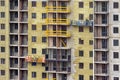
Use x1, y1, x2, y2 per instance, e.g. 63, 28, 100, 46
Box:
45, 30, 71, 37
46, 18, 70, 25
10, 41, 18, 45
45, 67, 71, 73
10, 76, 18, 80
46, 54, 71, 61
10, 6, 18, 10
10, 52, 18, 56
10, 64, 18, 68
10, 18, 18, 22
46, 6, 70, 13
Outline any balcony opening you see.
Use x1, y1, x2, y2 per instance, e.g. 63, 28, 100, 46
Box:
53, 73, 56, 79
102, 2, 107, 12
53, 49, 56, 59
102, 64, 107, 74
102, 27, 107, 36
102, 39, 107, 49
53, 37, 56, 46
62, 74, 67, 80
102, 52, 107, 61
102, 14, 107, 24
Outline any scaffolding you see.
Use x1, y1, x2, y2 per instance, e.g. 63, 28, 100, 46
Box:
45, 0, 71, 80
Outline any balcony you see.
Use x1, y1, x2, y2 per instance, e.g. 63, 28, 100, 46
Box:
46, 18, 70, 25
95, 2, 108, 14
20, 36, 28, 46
94, 15, 108, 26
46, 54, 71, 61
20, 0, 28, 11
10, 59, 18, 69
10, 12, 18, 23
20, 60, 27, 69
10, 24, 18, 34
45, 67, 71, 73
20, 47, 28, 57
10, 0, 18, 11
20, 12, 28, 23
20, 71, 28, 80
71, 20, 93, 27
45, 30, 71, 37
10, 36, 18, 45
20, 24, 28, 35
10, 70, 18, 80
46, 6, 70, 13
95, 69, 109, 76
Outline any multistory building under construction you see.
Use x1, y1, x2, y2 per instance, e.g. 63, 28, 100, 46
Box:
0, 0, 93, 80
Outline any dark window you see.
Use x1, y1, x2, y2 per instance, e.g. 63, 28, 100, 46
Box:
42, 1, 46, 7
113, 40, 119, 46
79, 27, 84, 32
0, 35, 5, 41
79, 75, 84, 80
0, 24, 5, 29
42, 25, 47, 31
32, 1, 36, 7
0, 12, 5, 18
114, 77, 119, 80
79, 2, 84, 8
32, 36, 36, 42
89, 40, 93, 45
113, 27, 119, 33
79, 38, 84, 44
114, 2, 119, 8
32, 72, 36, 78
0, 58, 5, 64
42, 73, 46, 78
32, 48, 36, 54
89, 63, 93, 69
113, 15, 119, 21
42, 63, 45, 66
42, 13, 46, 19
89, 76, 93, 80
89, 14, 93, 20
79, 50, 84, 56
113, 52, 119, 58
0, 1, 5, 6
79, 14, 84, 20
89, 51, 93, 57
89, 27, 93, 32
31, 62, 36, 66
1, 47, 5, 52
32, 13, 36, 19
89, 2, 93, 8
42, 49, 46, 54
32, 25, 36, 30
42, 37, 47, 42
79, 63, 84, 69
113, 64, 119, 71
15, 47, 18, 52
1, 70, 5, 75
